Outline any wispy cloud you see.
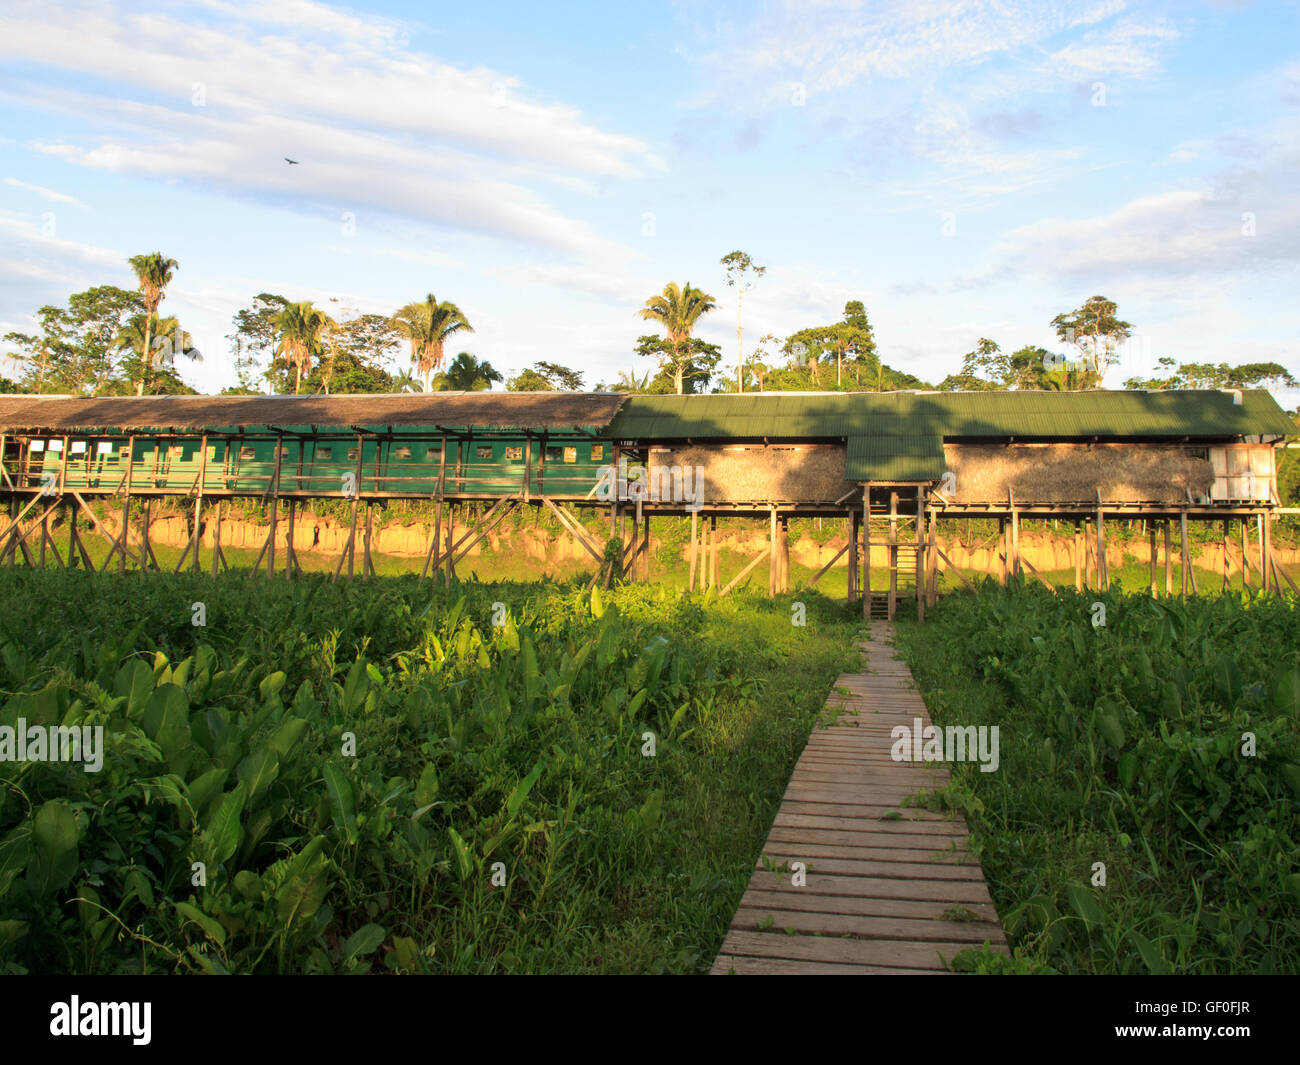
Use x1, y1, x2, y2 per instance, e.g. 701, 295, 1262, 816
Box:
3, 177, 86, 207
0, 0, 656, 261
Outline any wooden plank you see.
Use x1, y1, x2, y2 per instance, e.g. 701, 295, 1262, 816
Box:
715, 930, 1002, 969
732, 907, 1004, 943
712, 621, 1007, 974
711, 955, 932, 976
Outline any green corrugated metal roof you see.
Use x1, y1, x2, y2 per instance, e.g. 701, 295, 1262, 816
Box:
606, 390, 1295, 441
846, 432, 945, 482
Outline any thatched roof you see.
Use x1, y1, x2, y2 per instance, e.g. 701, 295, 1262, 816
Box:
0, 392, 628, 433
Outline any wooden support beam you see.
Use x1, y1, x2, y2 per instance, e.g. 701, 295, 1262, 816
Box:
69, 492, 143, 570
1272, 553, 1299, 596
642, 509, 650, 582
889, 491, 898, 619
689, 510, 698, 592
846, 513, 857, 603
711, 514, 720, 591
1258, 512, 1269, 594
1180, 510, 1190, 597
810, 540, 850, 590
1150, 523, 1160, 596
720, 542, 770, 597
1096, 494, 1107, 591
211, 501, 223, 578
920, 486, 930, 624
541, 497, 603, 565
768, 507, 776, 598
444, 502, 455, 585
933, 546, 975, 590
1074, 520, 1082, 592
863, 488, 871, 620
926, 507, 938, 607
1170, 525, 1180, 600
363, 502, 374, 578
777, 515, 788, 593
997, 517, 1007, 587
1240, 518, 1250, 589
1008, 489, 1019, 579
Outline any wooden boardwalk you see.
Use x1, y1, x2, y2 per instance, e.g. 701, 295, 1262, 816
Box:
711, 621, 1008, 974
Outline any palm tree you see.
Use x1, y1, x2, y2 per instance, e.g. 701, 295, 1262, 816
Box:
273, 301, 333, 394
391, 293, 474, 390
114, 313, 198, 394
127, 252, 179, 396
637, 282, 717, 394
390, 368, 423, 393
443, 352, 502, 392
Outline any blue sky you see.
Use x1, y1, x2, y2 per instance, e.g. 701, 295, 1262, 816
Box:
1, 0, 1297, 401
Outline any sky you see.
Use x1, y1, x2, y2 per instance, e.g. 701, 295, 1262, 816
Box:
0, 0, 1297, 403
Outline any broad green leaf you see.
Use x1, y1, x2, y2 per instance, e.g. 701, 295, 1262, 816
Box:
237, 747, 281, 803
115, 659, 156, 720
27, 801, 79, 898
639, 788, 664, 833
1066, 883, 1103, 932
0, 919, 28, 955
414, 764, 439, 808
1279, 764, 1300, 801
448, 826, 472, 881
268, 717, 310, 759
1132, 932, 1170, 974
205, 783, 247, 866
342, 923, 386, 967
1273, 669, 1300, 720
188, 767, 229, 820
392, 935, 419, 973
259, 671, 287, 699
175, 900, 226, 947
323, 764, 358, 843
505, 760, 544, 820
0, 822, 32, 902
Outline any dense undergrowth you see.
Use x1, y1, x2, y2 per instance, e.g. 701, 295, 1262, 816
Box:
895, 578, 1300, 974
0, 569, 860, 974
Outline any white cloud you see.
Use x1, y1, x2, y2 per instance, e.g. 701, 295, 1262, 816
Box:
3, 177, 86, 207
0, 0, 655, 261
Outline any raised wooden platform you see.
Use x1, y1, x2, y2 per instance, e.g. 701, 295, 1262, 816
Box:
711, 621, 1008, 974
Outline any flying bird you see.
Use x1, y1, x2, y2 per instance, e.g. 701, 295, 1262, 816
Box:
284, 157, 299, 165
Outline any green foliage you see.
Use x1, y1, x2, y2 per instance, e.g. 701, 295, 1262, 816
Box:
896, 581, 1300, 974
0, 569, 858, 973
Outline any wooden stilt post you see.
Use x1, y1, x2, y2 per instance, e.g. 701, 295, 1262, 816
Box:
863, 489, 872, 619
1009, 490, 1019, 579
363, 502, 373, 578
1258, 511, 1269, 593
1096, 495, 1107, 591
285, 500, 296, 578
66, 500, 76, 569
927, 507, 938, 607
1150, 523, 1159, 596
847, 512, 858, 604
1180, 510, 1190, 597
711, 514, 720, 591
689, 510, 698, 591
916, 486, 925, 622
1222, 519, 1230, 592
642, 509, 650, 582
768, 507, 777, 598
212, 501, 223, 578
889, 491, 898, 618
1240, 518, 1250, 589
444, 503, 455, 585
777, 515, 788, 593
1170, 520, 1180, 595
998, 517, 1007, 587
1073, 520, 1082, 592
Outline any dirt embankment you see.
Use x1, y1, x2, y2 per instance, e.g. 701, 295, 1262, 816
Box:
46, 511, 1300, 574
